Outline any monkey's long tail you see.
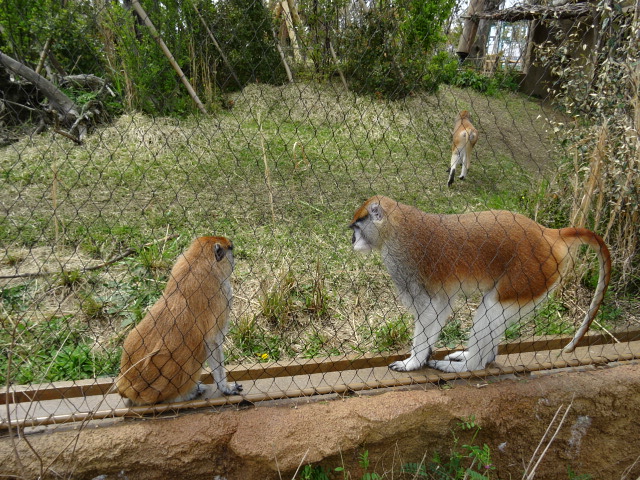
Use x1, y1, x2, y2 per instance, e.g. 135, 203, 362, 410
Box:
561, 228, 612, 353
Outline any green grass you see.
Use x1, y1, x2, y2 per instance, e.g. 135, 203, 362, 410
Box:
0, 81, 600, 384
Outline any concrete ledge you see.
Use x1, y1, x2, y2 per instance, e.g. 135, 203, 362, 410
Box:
2, 362, 640, 479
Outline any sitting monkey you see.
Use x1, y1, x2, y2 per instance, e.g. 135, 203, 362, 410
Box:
117, 236, 242, 405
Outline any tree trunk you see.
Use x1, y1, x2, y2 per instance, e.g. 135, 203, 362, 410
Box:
457, 0, 485, 61
0, 49, 79, 121
280, 0, 302, 62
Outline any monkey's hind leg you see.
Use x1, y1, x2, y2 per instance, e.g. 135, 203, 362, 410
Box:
428, 294, 537, 373
459, 150, 470, 181
170, 381, 208, 403
448, 151, 461, 187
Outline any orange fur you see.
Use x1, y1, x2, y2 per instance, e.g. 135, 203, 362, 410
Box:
350, 196, 611, 372
117, 236, 241, 405
448, 110, 478, 186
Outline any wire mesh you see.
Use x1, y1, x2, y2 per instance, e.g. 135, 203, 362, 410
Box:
0, 0, 638, 430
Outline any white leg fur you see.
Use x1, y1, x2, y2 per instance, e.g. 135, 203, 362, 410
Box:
448, 150, 462, 185
206, 332, 242, 395
428, 292, 540, 373
390, 293, 453, 372
459, 147, 470, 180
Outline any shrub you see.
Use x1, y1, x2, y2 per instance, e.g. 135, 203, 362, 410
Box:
210, 0, 288, 92
341, 0, 455, 99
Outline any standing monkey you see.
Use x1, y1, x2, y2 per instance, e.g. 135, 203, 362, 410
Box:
448, 110, 478, 187
117, 236, 242, 406
349, 196, 611, 373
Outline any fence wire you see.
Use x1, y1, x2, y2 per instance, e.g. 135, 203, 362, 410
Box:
0, 0, 639, 428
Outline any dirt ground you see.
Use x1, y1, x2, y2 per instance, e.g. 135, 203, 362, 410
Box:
2, 361, 640, 480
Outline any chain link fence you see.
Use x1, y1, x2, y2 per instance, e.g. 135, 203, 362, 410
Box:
1, 0, 639, 428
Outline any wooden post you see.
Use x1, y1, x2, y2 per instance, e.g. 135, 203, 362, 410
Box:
130, 0, 208, 114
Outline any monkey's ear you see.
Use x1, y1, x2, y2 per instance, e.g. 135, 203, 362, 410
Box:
369, 203, 384, 223
214, 243, 226, 262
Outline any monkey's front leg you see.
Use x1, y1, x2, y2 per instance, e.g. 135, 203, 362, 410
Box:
389, 295, 452, 372
205, 333, 243, 396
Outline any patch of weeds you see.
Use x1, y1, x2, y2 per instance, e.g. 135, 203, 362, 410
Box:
300, 261, 330, 319
57, 269, 82, 288
259, 263, 331, 328
438, 318, 467, 349
408, 415, 495, 480
301, 331, 340, 359
371, 315, 412, 353
0, 315, 120, 384
226, 316, 291, 363
298, 464, 331, 480
78, 291, 106, 320
297, 450, 380, 480
0, 284, 30, 313
259, 269, 297, 328
533, 297, 572, 336
44, 343, 117, 381
137, 240, 181, 273
358, 450, 382, 480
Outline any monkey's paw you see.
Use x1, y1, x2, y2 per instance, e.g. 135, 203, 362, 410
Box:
428, 351, 483, 373
389, 357, 424, 372
427, 359, 467, 373
220, 382, 243, 396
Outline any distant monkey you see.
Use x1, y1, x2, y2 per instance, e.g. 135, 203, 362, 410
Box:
349, 196, 611, 373
117, 236, 242, 406
448, 110, 478, 187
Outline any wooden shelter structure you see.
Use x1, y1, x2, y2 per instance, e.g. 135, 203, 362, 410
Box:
457, 0, 596, 97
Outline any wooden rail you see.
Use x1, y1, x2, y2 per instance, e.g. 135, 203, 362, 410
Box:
3, 330, 637, 405
2, 330, 639, 430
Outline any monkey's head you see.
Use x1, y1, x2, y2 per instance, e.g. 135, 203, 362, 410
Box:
192, 236, 235, 269
459, 110, 471, 120
349, 196, 393, 253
